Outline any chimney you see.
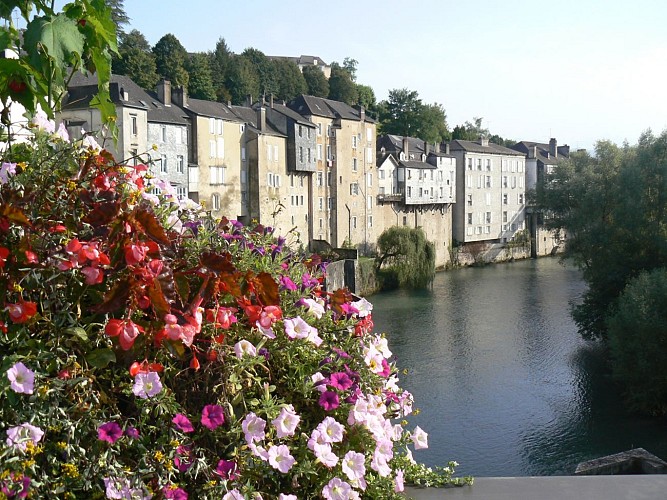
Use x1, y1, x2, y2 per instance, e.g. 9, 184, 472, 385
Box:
257, 106, 266, 132
269, 94, 274, 109
561, 144, 570, 157
480, 135, 489, 147
157, 80, 171, 106
119, 87, 129, 101
424, 140, 430, 156
359, 106, 365, 122
445, 142, 450, 155
549, 138, 557, 158
529, 146, 537, 159
227, 100, 232, 106
402, 137, 409, 159
246, 94, 253, 107
172, 86, 188, 108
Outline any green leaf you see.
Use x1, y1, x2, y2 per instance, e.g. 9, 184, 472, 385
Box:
67, 327, 89, 343
86, 347, 116, 368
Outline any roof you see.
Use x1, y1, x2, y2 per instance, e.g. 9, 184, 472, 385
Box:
511, 140, 570, 165
185, 98, 243, 122
229, 105, 284, 137
268, 55, 329, 67
288, 95, 375, 123
377, 134, 451, 158
448, 139, 525, 156
399, 160, 436, 170
269, 102, 315, 127
64, 74, 187, 125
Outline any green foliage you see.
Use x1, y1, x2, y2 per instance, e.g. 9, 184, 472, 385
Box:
328, 63, 358, 106
113, 29, 158, 90
273, 58, 307, 102
376, 226, 435, 289
607, 269, 667, 415
185, 52, 216, 101
104, 0, 129, 34
302, 65, 329, 98
356, 84, 376, 112
342, 57, 358, 81
153, 33, 189, 87
208, 38, 233, 102
225, 54, 260, 105
451, 117, 489, 141
379, 89, 449, 144
1, 0, 118, 132
241, 47, 277, 97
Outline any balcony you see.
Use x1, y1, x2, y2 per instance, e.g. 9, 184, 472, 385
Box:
376, 193, 403, 203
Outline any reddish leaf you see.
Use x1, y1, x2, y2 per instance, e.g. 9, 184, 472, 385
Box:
148, 278, 171, 320
217, 271, 242, 299
330, 287, 353, 316
243, 271, 280, 306
134, 205, 170, 245
91, 277, 132, 313
83, 202, 120, 227
201, 252, 236, 274
0, 205, 31, 227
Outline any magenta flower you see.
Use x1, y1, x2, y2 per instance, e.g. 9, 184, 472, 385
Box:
215, 459, 239, 480
97, 422, 123, 444
6, 362, 35, 394
0, 472, 30, 498
172, 413, 194, 433
328, 372, 354, 391
279, 275, 298, 291
124, 426, 140, 439
319, 390, 340, 411
163, 485, 188, 499
201, 404, 225, 430
174, 445, 194, 472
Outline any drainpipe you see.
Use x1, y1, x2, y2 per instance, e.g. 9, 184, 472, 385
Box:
345, 203, 351, 246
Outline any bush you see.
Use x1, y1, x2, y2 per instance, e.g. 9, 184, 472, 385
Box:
376, 227, 435, 290
0, 118, 470, 498
608, 268, 667, 415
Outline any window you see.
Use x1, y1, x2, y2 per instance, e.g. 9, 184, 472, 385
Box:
319, 197, 324, 210
307, 148, 312, 163
300, 195, 304, 205
161, 125, 167, 142
512, 176, 517, 189
216, 138, 225, 159
403, 216, 407, 226
300, 176, 304, 187
352, 217, 357, 229
367, 173, 372, 187
368, 215, 373, 227
477, 175, 482, 189
210, 166, 225, 185
367, 196, 372, 209
379, 170, 385, 180
328, 197, 333, 209
241, 170, 247, 183
407, 186, 412, 198
503, 211, 508, 223
467, 213, 473, 224
266, 144, 273, 161
485, 192, 491, 206
485, 175, 492, 188
379, 186, 385, 195
467, 175, 472, 188
366, 147, 373, 163
511, 161, 516, 173
477, 158, 482, 170
211, 193, 220, 211
350, 183, 359, 195
419, 188, 423, 197
267, 173, 281, 188
160, 154, 168, 173
467, 227, 474, 236
290, 174, 295, 187
317, 123, 322, 136
352, 135, 358, 149
467, 158, 473, 170
242, 147, 246, 161
317, 144, 323, 160
317, 172, 323, 186
307, 127, 311, 139
502, 160, 507, 172
176, 186, 187, 200
299, 147, 304, 162
319, 217, 323, 228
486, 212, 492, 224
327, 172, 332, 186
131, 115, 138, 136
209, 118, 215, 134
519, 176, 524, 188
518, 193, 525, 204
326, 145, 332, 161
352, 158, 358, 172
486, 159, 491, 171
367, 127, 373, 142
273, 145, 279, 162
209, 140, 216, 158
503, 176, 508, 188
503, 193, 508, 205
327, 125, 332, 137
177, 155, 184, 174
216, 119, 223, 135
299, 125, 303, 138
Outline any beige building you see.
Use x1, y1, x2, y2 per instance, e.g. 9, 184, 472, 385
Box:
175, 90, 246, 219
376, 135, 457, 268
289, 95, 377, 251
449, 138, 527, 245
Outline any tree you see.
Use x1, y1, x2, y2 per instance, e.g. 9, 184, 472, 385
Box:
378, 88, 423, 138
273, 59, 307, 102
241, 48, 277, 98
302, 65, 329, 98
209, 38, 233, 102
417, 103, 450, 144
225, 55, 260, 105
153, 33, 189, 87
376, 226, 435, 289
451, 117, 489, 141
185, 52, 216, 100
356, 84, 376, 111
105, 0, 129, 35
608, 268, 667, 416
342, 57, 358, 81
328, 63, 357, 105
113, 29, 158, 90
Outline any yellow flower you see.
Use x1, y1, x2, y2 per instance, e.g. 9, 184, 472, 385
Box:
57, 441, 67, 450
21, 459, 35, 469
170, 439, 180, 448
153, 450, 165, 463
62, 463, 79, 478
12, 283, 23, 293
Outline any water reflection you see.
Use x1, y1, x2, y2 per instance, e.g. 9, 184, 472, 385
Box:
371, 258, 667, 476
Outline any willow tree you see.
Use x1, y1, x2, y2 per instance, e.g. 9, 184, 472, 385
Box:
376, 226, 435, 289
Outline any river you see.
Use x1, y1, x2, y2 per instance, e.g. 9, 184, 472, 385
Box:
370, 257, 667, 477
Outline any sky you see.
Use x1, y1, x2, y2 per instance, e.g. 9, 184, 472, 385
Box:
90, 1, 667, 150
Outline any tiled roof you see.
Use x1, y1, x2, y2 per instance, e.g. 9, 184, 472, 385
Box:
64, 74, 187, 125
230, 105, 284, 137
185, 98, 242, 122
511, 140, 570, 165
399, 160, 436, 170
448, 139, 525, 156
288, 95, 375, 123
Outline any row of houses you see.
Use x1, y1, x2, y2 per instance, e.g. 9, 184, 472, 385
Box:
56, 74, 569, 268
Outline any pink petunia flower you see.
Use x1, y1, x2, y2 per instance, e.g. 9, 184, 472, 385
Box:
98, 422, 123, 444
6, 423, 44, 452
272, 405, 301, 438
215, 459, 239, 480
319, 390, 340, 411
328, 372, 353, 391
411, 425, 428, 450
267, 444, 296, 473
241, 412, 266, 443
6, 362, 35, 394
201, 404, 225, 431
132, 371, 163, 399
172, 413, 194, 433
322, 477, 353, 500
342, 450, 366, 481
